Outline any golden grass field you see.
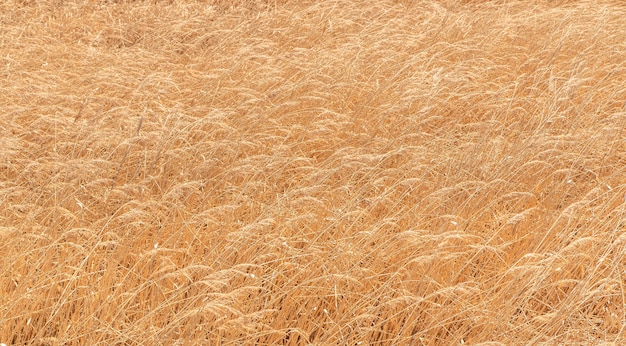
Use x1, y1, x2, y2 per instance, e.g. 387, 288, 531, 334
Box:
1, 0, 626, 344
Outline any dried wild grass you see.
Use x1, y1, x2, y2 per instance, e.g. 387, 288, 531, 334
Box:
1, 0, 626, 344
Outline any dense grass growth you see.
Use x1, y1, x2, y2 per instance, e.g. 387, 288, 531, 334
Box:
1, 0, 626, 344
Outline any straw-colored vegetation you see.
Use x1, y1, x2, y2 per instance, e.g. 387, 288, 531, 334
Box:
1, 0, 626, 344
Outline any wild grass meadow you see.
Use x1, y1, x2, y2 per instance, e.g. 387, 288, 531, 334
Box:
1, 0, 626, 344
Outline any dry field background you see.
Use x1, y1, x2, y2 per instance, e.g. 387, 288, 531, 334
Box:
1, 0, 626, 344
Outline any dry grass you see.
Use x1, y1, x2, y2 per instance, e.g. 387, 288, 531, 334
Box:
1, 0, 626, 344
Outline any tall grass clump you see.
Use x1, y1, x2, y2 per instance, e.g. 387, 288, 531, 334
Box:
1, 0, 626, 344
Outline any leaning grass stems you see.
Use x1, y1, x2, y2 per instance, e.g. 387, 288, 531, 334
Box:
1, 0, 626, 344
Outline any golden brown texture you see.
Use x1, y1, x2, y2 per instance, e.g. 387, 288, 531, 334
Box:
1, 0, 626, 344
